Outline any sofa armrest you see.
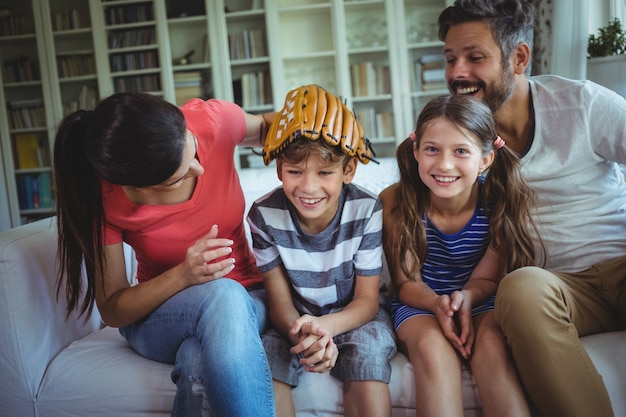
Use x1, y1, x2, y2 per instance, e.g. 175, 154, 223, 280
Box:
0, 218, 102, 408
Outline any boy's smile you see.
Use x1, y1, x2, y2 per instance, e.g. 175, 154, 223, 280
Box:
277, 156, 357, 234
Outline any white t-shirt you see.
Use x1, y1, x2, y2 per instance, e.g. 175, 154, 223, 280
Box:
524, 75, 626, 272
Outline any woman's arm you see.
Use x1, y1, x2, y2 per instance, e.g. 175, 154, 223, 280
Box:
239, 111, 278, 148
95, 225, 237, 327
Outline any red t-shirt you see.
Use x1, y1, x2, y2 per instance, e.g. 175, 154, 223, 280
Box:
102, 99, 262, 288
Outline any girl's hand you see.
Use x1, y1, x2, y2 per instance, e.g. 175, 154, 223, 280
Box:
289, 315, 338, 373
449, 291, 474, 357
180, 224, 235, 287
434, 292, 474, 359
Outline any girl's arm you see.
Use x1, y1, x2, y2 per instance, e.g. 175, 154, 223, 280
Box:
443, 245, 502, 358
380, 184, 439, 311
239, 111, 278, 148
95, 225, 236, 328
459, 244, 502, 307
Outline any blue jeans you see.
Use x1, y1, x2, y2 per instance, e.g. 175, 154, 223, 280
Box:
119, 278, 275, 417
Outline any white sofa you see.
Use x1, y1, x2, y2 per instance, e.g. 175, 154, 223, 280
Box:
1, 157, 625, 417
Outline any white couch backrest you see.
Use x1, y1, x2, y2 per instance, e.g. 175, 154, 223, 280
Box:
0, 218, 103, 402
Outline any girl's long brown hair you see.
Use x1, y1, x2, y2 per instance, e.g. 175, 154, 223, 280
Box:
393, 95, 544, 281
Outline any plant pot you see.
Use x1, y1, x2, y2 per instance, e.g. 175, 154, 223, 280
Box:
587, 54, 626, 98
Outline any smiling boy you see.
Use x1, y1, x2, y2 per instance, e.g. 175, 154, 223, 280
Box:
246, 85, 396, 417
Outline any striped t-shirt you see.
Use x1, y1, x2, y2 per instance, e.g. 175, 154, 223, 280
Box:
247, 183, 383, 316
389, 180, 495, 329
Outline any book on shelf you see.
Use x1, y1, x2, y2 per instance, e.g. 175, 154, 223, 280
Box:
350, 62, 390, 97
235, 70, 271, 108
52, 9, 91, 31
415, 54, 446, 92
63, 85, 98, 115
0, 11, 35, 36
355, 108, 394, 139
174, 71, 203, 105
14, 133, 40, 169
2, 56, 41, 83
8, 100, 45, 130
16, 172, 53, 211
228, 29, 266, 60
57, 54, 96, 78
38, 171, 53, 209
375, 112, 394, 138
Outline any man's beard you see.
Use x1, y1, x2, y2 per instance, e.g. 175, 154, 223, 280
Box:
449, 62, 515, 113
483, 63, 515, 113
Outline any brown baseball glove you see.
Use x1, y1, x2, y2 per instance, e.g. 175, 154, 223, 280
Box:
262, 84, 377, 165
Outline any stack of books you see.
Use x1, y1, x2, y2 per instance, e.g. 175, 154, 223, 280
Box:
174, 71, 203, 106
414, 54, 446, 92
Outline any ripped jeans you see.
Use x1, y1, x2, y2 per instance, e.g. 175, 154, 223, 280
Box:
119, 278, 275, 417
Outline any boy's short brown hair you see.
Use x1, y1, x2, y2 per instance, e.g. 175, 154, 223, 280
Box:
277, 137, 352, 169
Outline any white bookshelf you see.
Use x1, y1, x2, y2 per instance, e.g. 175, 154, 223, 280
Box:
0, 0, 452, 228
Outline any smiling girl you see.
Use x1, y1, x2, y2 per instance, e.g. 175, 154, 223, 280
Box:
380, 94, 544, 417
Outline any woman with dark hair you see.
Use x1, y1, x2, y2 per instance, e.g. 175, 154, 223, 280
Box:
53, 92, 277, 417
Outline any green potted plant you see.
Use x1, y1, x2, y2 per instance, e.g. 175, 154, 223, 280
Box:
588, 17, 626, 58
587, 17, 626, 98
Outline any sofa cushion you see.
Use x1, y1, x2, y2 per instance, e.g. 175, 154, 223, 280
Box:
37, 327, 626, 417
580, 331, 626, 416
35, 326, 486, 417
38, 326, 175, 417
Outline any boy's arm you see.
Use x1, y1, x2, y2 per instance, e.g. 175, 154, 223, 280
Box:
264, 266, 338, 372
262, 265, 301, 340
315, 274, 380, 338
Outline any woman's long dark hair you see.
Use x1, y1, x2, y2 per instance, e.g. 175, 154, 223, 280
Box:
54, 92, 186, 318
393, 95, 544, 282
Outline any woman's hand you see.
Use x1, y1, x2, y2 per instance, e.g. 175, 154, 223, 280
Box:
289, 315, 338, 373
434, 291, 474, 359
180, 224, 236, 287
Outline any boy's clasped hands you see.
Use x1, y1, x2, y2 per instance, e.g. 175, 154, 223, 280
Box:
288, 315, 339, 373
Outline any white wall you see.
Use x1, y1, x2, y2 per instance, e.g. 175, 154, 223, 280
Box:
589, 0, 611, 35
550, 0, 623, 80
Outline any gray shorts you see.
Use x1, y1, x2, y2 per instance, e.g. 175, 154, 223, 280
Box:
261, 308, 397, 387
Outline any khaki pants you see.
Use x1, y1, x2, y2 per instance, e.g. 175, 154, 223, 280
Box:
495, 256, 626, 417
